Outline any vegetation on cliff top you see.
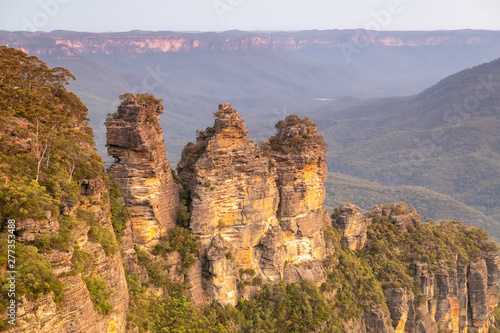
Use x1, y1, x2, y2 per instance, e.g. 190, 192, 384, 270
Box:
266, 114, 328, 155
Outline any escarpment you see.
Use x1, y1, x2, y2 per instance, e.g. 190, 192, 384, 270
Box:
177, 104, 329, 305
337, 203, 500, 333
9, 179, 129, 333
106, 94, 180, 246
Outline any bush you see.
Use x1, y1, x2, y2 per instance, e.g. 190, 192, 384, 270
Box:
0, 239, 64, 306
176, 202, 190, 228
70, 245, 94, 274
83, 275, 113, 315
79, 207, 118, 256
0, 178, 58, 221
104, 175, 130, 242
88, 225, 118, 256
251, 277, 263, 286
34, 215, 81, 252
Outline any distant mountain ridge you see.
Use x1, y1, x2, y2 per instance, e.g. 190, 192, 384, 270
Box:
2, 30, 500, 57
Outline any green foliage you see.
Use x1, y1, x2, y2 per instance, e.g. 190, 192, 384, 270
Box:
34, 215, 81, 252
80, 208, 118, 256
119, 93, 163, 108
82, 275, 113, 315
0, 238, 64, 308
179, 141, 208, 169
251, 277, 263, 287
151, 227, 200, 274
236, 280, 336, 333
177, 202, 190, 228
134, 244, 174, 288
322, 245, 387, 322
323, 223, 343, 251
267, 114, 327, 155
148, 296, 228, 333
171, 168, 183, 185
88, 225, 118, 256
104, 174, 130, 243
117, 93, 163, 126
0, 47, 103, 227
196, 126, 216, 141
361, 214, 497, 279
70, 245, 94, 275
124, 254, 228, 333
240, 268, 256, 277
0, 178, 58, 221
324, 172, 500, 242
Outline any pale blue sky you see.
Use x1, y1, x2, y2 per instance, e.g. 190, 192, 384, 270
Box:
0, 0, 499, 32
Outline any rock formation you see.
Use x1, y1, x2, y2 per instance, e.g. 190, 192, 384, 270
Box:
9, 177, 129, 333
266, 114, 331, 282
106, 94, 180, 246
374, 203, 422, 232
266, 115, 330, 259
366, 206, 500, 333
177, 104, 329, 305
333, 203, 371, 250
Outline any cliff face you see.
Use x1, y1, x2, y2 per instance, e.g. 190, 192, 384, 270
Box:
266, 114, 331, 281
10, 178, 129, 333
336, 203, 500, 333
106, 94, 179, 246
333, 203, 371, 250
385, 255, 500, 333
177, 104, 329, 305
417, 255, 499, 333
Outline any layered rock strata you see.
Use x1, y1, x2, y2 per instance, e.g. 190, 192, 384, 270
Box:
333, 202, 371, 250
177, 104, 329, 305
266, 114, 330, 264
371, 207, 499, 333
387, 257, 500, 333
9, 178, 129, 333
106, 95, 179, 246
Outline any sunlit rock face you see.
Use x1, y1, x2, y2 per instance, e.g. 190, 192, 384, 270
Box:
178, 105, 329, 305
106, 95, 179, 246
333, 202, 371, 250
265, 114, 330, 279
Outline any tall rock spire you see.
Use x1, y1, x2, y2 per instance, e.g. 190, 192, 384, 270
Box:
178, 105, 329, 305
106, 94, 179, 246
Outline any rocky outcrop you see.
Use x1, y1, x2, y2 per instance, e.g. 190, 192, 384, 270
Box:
266, 114, 330, 265
10, 177, 129, 333
374, 203, 422, 232
356, 205, 500, 333
106, 94, 179, 246
383, 249, 500, 333
333, 203, 371, 250
14, 212, 59, 242
177, 103, 281, 305
177, 105, 328, 305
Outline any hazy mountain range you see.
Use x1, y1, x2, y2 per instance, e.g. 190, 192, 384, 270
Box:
2, 29, 499, 238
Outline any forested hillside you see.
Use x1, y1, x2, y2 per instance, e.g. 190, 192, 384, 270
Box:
315, 57, 500, 238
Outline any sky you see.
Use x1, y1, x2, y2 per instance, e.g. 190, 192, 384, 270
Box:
0, 0, 499, 33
